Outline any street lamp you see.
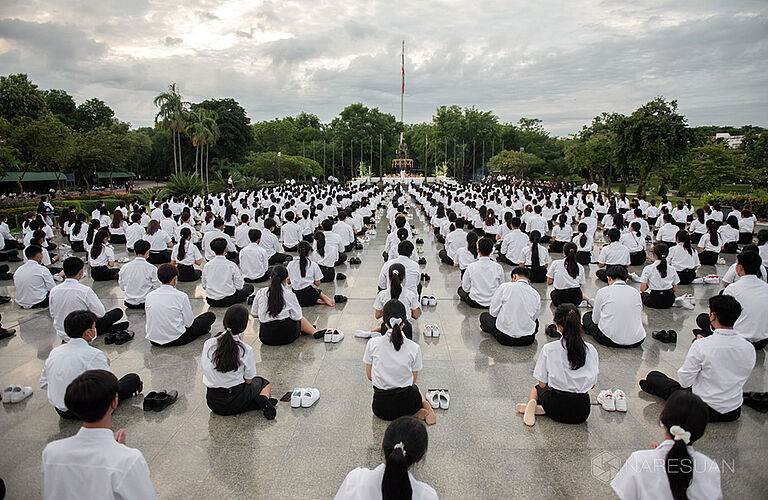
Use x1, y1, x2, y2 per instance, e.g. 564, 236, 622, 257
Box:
519, 147, 525, 177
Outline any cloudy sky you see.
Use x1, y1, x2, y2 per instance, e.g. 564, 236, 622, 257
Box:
1, 0, 766, 135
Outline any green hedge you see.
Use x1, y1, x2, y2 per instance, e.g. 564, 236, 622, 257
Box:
705, 191, 768, 219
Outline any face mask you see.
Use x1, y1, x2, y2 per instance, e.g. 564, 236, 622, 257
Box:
89, 330, 97, 343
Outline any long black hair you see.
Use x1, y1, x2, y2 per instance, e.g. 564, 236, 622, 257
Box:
562, 242, 579, 279
86, 219, 100, 246
90, 230, 110, 260
313, 230, 326, 257
706, 219, 719, 247
210, 305, 249, 373
466, 231, 478, 259
659, 391, 709, 500
676, 230, 692, 255
529, 230, 542, 269
577, 222, 588, 248
695, 208, 705, 225
653, 243, 669, 278
553, 304, 586, 370
381, 416, 429, 500
177, 227, 191, 262
382, 299, 407, 351
292, 240, 309, 278
557, 213, 567, 229
630, 221, 641, 238
388, 263, 406, 301
73, 212, 86, 235
266, 265, 288, 317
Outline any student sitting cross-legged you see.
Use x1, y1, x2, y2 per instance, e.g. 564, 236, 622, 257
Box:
547, 242, 590, 307
518, 304, 599, 426
40, 311, 142, 419
582, 265, 646, 348
286, 241, 336, 307
201, 305, 276, 419
611, 391, 722, 500
595, 228, 630, 283
202, 238, 254, 307
457, 237, 504, 309
171, 227, 203, 282
118, 239, 161, 309
363, 300, 436, 425
145, 264, 216, 347
251, 265, 329, 346
50, 257, 128, 342
41, 369, 157, 500
640, 294, 756, 422
88, 230, 119, 281
239, 229, 271, 283
334, 416, 437, 500
480, 267, 540, 346
373, 263, 420, 340
13, 245, 56, 309
639, 243, 680, 309
518, 230, 550, 283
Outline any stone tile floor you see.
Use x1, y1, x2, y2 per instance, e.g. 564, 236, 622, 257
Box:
0, 208, 766, 499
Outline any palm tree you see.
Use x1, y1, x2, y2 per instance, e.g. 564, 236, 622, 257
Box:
153, 83, 187, 175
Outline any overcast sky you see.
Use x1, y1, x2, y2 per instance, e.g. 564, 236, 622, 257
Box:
1, 0, 766, 135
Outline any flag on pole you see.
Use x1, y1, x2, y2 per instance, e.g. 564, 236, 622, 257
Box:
401, 46, 405, 94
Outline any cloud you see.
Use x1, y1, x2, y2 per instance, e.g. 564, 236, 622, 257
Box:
0, 0, 766, 135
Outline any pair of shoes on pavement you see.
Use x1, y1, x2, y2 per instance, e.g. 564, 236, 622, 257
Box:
0, 327, 16, 340
2, 385, 33, 404
673, 295, 695, 310
421, 273, 431, 281
324, 329, 344, 343
104, 330, 135, 345
143, 390, 177, 412
349, 257, 361, 265
426, 389, 449, 409
424, 325, 440, 338
652, 330, 677, 343
335, 273, 347, 280
421, 296, 437, 306
291, 388, 320, 408
743, 392, 768, 413
597, 389, 627, 412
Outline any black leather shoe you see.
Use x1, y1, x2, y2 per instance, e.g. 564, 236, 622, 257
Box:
335, 273, 346, 280
0, 296, 11, 304
743, 392, 768, 413
545, 324, 559, 338
143, 392, 159, 411
114, 330, 135, 345
104, 332, 117, 345
153, 390, 178, 412
0, 328, 16, 340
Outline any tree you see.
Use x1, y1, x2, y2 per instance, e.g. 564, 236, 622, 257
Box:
741, 130, 768, 187
154, 83, 187, 174
488, 149, 545, 176
676, 143, 744, 193
192, 98, 253, 164
75, 98, 115, 132
0, 73, 46, 121
240, 151, 321, 182
615, 97, 689, 195
44, 89, 78, 128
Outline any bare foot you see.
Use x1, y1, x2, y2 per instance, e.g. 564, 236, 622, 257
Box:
516, 403, 545, 415
523, 399, 538, 426
414, 407, 437, 425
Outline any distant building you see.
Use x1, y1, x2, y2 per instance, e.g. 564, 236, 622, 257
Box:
709, 132, 744, 149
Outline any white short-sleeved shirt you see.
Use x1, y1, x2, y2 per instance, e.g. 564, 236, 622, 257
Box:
363, 334, 423, 390
572, 232, 594, 252
547, 259, 585, 290
698, 234, 721, 252
251, 285, 302, 322
171, 241, 202, 266
532, 339, 599, 393
598, 242, 630, 266
668, 244, 700, 271
88, 245, 115, 267
551, 225, 572, 241
520, 244, 551, 267
640, 260, 680, 291
145, 229, 172, 251
334, 463, 438, 500
201, 335, 257, 389
373, 288, 420, 313
610, 440, 722, 500
287, 257, 323, 290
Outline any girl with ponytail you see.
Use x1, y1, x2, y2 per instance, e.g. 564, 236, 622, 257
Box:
88, 230, 119, 281
69, 213, 88, 253
718, 215, 740, 253
251, 265, 329, 345
668, 230, 700, 285
611, 391, 718, 500
697, 219, 721, 266
519, 230, 550, 283
689, 208, 707, 244
202, 305, 276, 420
453, 231, 479, 277
313, 228, 344, 282
547, 242, 590, 307
335, 416, 435, 500
286, 241, 336, 307
519, 304, 597, 426
548, 213, 572, 253
171, 227, 203, 282
373, 264, 420, 340
639, 243, 680, 309
621, 221, 647, 265
84, 219, 100, 253
572, 222, 594, 266
363, 300, 436, 424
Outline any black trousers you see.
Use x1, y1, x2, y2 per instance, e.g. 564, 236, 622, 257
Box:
109, 233, 127, 244
3, 239, 19, 250
95, 308, 125, 334
527, 266, 547, 283
206, 378, 270, 416
677, 268, 696, 285
244, 270, 271, 283
334, 253, 347, 266
690, 233, 703, 244
549, 240, 565, 254
124, 301, 145, 309
56, 373, 141, 420
595, 268, 609, 283
641, 371, 741, 422
550, 287, 583, 307
457, 287, 487, 309
206, 285, 254, 307
177, 264, 202, 282
641, 289, 676, 309
91, 265, 119, 281
283, 244, 298, 253
372, 385, 423, 421
582, 312, 644, 348
319, 265, 336, 283
480, 312, 537, 346
438, 248, 454, 266
259, 318, 301, 346
722, 242, 738, 254
738, 232, 753, 244
152, 312, 216, 346
267, 252, 291, 265
147, 250, 171, 264
630, 250, 647, 266
536, 385, 591, 424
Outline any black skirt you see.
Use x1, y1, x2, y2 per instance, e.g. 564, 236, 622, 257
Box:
294, 285, 322, 307
576, 251, 591, 266
109, 233, 126, 244
690, 233, 703, 244
177, 263, 201, 282
91, 265, 118, 281
536, 385, 590, 424
70, 240, 85, 253
259, 318, 301, 346
738, 232, 753, 244
699, 250, 719, 265
629, 250, 647, 266
206, 378, 270, 416
372, 385, 423, 421
677, 268, 696, 285
527, 266, 547, 283
722, 242, 738, 254
641, 289, 676, 309
223, 225, 235, 237
147, 249, 171, 264
550, 287, 583, 307
549, 240, 565, 253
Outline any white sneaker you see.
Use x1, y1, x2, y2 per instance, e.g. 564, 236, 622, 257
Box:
597, 390, 616, 411
430, 325, 440, 338
717, 258, 726, 265
421, 296, 430, 306
428, 296, 437, 306
691, 278, 704, 284
328, 330, 344, 343
427, 390, 440, 409
117, 257, 130, 264
4, 385, 32, 404
438, 390, 450, 410
424, 325, 434, 337
613, 389, 627, 412
301, 388, 320, 408
290, 388, 304, 408
578, 300, 589, 308
704, 275, 720, 284
324, 329, 334, 343
53, 274, 63, 282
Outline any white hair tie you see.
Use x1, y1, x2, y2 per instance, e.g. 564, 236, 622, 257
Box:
392, 268, 399, 275
393, 441, 406, 456
389, 317, 403, 328
669, 425, 691, 445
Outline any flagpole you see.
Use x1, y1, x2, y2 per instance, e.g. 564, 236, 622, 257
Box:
400, 40, 405, 124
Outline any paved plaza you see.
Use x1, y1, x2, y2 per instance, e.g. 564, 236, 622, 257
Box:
0, 205, 765, 499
